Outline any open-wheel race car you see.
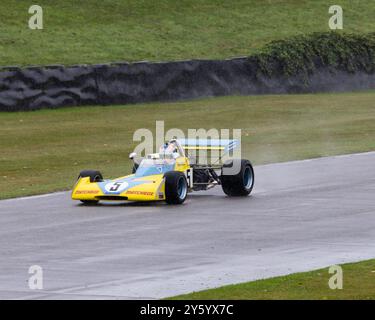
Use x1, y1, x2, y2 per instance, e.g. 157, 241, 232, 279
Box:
71, 139, 254, 205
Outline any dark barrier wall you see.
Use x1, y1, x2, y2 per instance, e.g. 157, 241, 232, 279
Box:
1, 32, 375, 111
1, 58, 375, 112
0, 65, 98, 111
0, 58, 375, 111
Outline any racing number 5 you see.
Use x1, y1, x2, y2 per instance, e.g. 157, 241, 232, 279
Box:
110, 182, 122, 192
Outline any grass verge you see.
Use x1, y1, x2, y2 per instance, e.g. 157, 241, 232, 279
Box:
1, 0, 375, 66
169, 259, 375, 299
0, 91, 374, 199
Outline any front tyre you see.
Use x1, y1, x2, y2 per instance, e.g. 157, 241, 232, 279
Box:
78, 170, 103, 183
221, 159, 254, 196
164, 171, 188, 204
78, 170, 103, 205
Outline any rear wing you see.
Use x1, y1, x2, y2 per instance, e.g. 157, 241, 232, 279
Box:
178, 139, 239, 153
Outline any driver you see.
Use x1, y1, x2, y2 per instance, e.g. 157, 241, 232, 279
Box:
159, 142, 179, 159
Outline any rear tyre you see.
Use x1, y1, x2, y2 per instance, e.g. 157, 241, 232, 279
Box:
220, 159, 254, 196
78, 170, 103, 205
164, 171, 188, 204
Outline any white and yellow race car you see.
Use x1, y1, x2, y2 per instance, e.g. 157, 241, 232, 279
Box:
72, 139, 254, 205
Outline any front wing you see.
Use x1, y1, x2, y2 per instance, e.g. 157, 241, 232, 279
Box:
71, 174, 166, 202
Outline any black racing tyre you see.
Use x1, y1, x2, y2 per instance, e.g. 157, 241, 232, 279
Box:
220, 159, 254, 196
164, 171, 188, 204
78, 170, 103, 183
78, 170, 103, 205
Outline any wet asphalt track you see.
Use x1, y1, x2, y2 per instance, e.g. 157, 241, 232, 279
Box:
0, 152, 374, 299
